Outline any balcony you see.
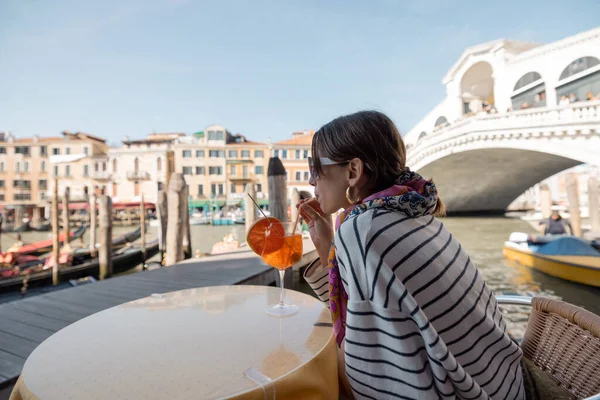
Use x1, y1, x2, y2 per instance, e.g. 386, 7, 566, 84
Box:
13, 183, 32, 191
126, 171, 151, 181
13, 193, 32, 201
90, 171, 112, 181
229, 174, 255, 181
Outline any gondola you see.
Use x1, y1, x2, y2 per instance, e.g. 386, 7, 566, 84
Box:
1, 221, 31, 233
111, 226, 142, 248
31, 221, 52, 232
1, 226, 144, 273
6, 225, 87, 257
0, 240, 160, 293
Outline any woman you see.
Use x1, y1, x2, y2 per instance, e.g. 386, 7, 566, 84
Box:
300, 111, 524, 399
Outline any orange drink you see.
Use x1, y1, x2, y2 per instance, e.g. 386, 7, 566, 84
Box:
247, 219, 302, 316
261, 234, 303, 270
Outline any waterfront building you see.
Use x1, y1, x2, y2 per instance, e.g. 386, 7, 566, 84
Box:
107, 133, 178, 205
173, 125, 270, 210
1, 127, 317, 216
0, 131, 109, 223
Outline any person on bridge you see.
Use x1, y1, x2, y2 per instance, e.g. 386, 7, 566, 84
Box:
539, 210, 573, 235
300, 110, 524, 400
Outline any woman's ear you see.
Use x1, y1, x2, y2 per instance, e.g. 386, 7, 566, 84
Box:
347, 158, 365, 187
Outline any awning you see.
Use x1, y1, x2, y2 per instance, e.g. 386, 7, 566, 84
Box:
113, 202, 156, 210
189, 200, 226, 208
58, 202, 89, 210
226, 159, 254, 164
58, 201, 156, 210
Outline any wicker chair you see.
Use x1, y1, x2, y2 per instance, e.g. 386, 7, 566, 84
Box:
497, 296, 600, 400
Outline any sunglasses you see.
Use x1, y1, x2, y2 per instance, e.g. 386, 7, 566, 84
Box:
307, 157, 350, 180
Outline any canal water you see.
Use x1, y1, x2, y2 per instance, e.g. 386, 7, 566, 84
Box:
2, 217, 599, 337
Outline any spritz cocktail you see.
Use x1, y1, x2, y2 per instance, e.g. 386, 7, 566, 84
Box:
247, 218, 302, 316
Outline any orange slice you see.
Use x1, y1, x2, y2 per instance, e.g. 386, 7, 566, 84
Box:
246, 217, 285, 256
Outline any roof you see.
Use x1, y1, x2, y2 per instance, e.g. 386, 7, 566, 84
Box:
274, 132, 314, 146
62, 131, 107, 143
12, 137, 63, 144
123, 139, 174, 146
442, 39, 541, 84
511, 26, 600, 64
147, 133, 185, 140
225, 140, 266, 146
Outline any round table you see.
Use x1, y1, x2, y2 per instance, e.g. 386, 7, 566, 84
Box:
11, 286, 338, 400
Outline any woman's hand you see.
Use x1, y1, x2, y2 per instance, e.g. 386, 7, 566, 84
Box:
297, 199, 334, 265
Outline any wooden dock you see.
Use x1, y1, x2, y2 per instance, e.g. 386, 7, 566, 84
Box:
0, 240, 317, 396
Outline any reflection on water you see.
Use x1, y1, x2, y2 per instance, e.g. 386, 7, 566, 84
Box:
442, 217, 600, 315
0, 225, 157, 252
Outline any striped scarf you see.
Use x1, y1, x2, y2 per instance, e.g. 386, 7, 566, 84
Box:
328, 168, 440, 345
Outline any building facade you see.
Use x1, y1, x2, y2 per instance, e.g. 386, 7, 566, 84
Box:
49, 132, 110, 202
272, 130, 314, 199
173, 125, 270, 209
1, 127, 317, 217
107, 133, 179, 205
0, 131, 109, 223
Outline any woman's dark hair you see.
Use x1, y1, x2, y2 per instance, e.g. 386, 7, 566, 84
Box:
312, 110, 446, 216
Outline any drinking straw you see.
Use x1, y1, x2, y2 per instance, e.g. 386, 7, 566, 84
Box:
292, 204, 302, 235
247, 194, 269, 219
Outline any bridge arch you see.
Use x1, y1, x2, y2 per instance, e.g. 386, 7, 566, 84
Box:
410, 135, 599, 214
556, 56, 600, 103
416, 147, 581, 213
460, 61, 494, 115
511, 71, 546, 109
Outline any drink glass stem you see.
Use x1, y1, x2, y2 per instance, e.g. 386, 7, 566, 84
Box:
279, 270, 286, 307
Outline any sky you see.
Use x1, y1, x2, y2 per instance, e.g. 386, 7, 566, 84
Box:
1, 0, 599, 146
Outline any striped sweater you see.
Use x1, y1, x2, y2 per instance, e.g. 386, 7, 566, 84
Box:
305, 209, 524, 399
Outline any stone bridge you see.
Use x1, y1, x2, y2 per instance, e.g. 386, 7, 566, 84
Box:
406, 102, 600, 213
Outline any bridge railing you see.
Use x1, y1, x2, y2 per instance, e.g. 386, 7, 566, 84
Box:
408, 100, 600, 157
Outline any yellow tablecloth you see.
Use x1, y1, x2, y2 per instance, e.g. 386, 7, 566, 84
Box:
10, 285, 338, 399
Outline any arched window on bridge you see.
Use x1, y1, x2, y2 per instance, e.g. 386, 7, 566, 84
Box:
434, 116, 448, 129
511, 71, 545, 110
418, 131, 427, 141
556, 56, 600, 104
460, 61, 494, 115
